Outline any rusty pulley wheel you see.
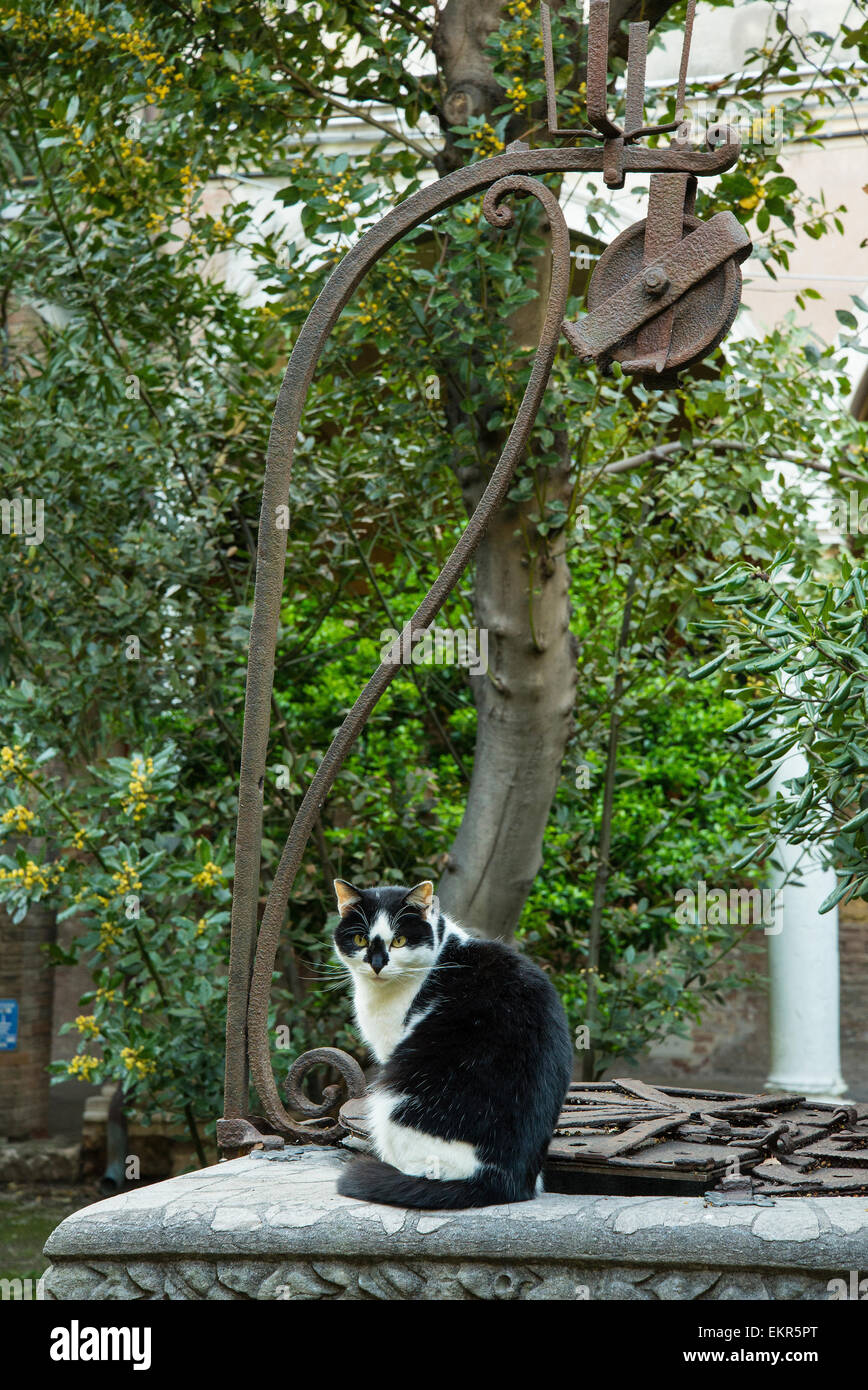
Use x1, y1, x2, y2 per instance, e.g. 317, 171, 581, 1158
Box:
587, 213, 744, 379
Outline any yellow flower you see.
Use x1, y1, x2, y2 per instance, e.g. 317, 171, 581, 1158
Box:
739, 176, 764, 211
506, 78, 529, 114
192, 861, 223, 890
1, 805, 35, 834
121, 755, 154, 821
68, 1054, 99, 1081
468, 121, 503, 157
97, 921, 122, 952
210, 217, 233, 245
75, 1014, 100, 1037
0, 858, 62, 892
0, 744, 27, 779
120, 1046, 156, 1078
112, 861, 142, 895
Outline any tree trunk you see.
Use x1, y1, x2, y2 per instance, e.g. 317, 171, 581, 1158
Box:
434, 0, 574, 937
434, 0, 675, 937
438, 457, 577, 939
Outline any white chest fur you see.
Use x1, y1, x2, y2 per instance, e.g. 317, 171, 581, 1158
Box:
352, 973, 426, 1064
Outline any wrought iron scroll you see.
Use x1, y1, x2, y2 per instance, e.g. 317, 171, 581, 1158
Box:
219, 5, 748, 1153
282, 1047, 367, 1144
236, 173, 574, 1142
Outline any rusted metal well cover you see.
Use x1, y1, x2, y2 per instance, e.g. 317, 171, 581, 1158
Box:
338, 1077, 866, 1199
544, 1079, 862, 1197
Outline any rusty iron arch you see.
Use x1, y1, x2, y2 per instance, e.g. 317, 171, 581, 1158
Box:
218, 0, 752, 1156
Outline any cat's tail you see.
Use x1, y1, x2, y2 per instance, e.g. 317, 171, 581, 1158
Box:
337, 1155, 527, 1209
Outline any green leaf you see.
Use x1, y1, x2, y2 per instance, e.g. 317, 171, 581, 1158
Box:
744, 765, 776, 791
687, 650, 729, 681
838, 804, 868, 833
818, 877, 856, 914
741, 649, 797, 673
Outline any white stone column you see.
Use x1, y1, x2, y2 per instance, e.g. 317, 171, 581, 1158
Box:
766, 749, 847, 1099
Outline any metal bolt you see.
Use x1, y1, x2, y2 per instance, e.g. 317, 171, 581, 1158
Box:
643, 266, 670, 295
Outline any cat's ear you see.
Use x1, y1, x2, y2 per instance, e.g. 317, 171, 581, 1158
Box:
334, 879, 362, 917
404, 881, 434, 917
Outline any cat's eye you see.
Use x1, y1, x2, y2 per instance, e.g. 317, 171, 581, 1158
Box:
391, 934, 407, 948
353, 933, 368, 948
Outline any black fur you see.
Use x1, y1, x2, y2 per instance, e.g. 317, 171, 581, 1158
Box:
336, 901, 572, 1210
337, 1156, 522, 1209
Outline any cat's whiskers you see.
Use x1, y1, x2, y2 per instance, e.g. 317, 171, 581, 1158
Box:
296, 954, 349, 975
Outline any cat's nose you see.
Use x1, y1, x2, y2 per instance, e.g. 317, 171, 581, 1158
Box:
368, 948, 388, 974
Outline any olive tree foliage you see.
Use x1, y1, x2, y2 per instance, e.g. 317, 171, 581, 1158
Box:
0, 0, 865, 1123
692, 532, 868, 923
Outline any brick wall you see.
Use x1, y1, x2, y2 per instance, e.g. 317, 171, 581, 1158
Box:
49, 917, 101, 1138
0, 899, 56, 1138
51, 916, 98, 1066
631, 910, 868, 1101
1, 892, 109, 1140
839, 901, 868, 1092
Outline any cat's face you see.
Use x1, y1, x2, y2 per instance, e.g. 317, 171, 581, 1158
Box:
333, 880, 437, 984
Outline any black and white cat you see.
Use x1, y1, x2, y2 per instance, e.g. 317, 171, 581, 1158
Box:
332, 878, 572, 1209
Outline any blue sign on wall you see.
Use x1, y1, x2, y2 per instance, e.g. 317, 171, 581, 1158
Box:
0, 999, 19, 1052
